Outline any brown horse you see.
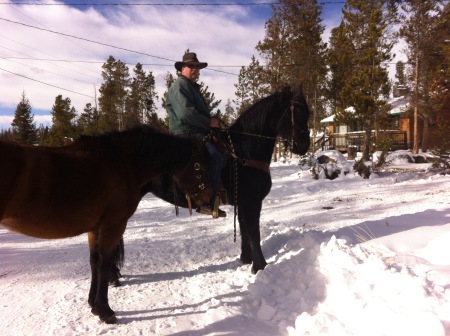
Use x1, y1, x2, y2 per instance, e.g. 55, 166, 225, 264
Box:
0, 125, 212, 324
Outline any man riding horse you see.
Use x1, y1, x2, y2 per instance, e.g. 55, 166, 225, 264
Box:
165, 51, 225, 218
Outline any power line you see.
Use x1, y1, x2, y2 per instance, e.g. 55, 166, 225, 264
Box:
2, 2, 280, 6
0, 17, 240, 76
0, 17, 172, 62
0, 67, 95, 98
0, 1, 351, 5
1, 55, 99, 85
0, 36, 100, 79
5, 3, 101, 77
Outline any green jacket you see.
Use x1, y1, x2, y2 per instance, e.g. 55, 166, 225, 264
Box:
166, 75, 211, 136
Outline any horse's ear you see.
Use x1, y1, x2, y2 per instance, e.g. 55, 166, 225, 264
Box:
281, 86, 292, 99
291, 83, 304, 99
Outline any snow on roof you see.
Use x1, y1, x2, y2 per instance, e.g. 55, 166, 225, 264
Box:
321, 115, 335, 123
387, 96, 410, 115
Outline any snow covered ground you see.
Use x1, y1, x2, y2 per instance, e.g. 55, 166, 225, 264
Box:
1, 153, 450, 336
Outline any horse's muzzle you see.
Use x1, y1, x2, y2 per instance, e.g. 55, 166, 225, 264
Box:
293, 136, 310, 155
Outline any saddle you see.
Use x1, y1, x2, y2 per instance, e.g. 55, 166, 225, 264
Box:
173, 129, 270, 219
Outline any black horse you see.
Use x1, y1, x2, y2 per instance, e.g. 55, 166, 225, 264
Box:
113, 85, 310, 278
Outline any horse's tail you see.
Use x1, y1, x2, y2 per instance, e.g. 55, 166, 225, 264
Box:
109, 238, 125, 287
114, 237, 125, 269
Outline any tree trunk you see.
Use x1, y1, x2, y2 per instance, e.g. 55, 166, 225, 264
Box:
413, 49, 420, 154
363, 127, 371, 161
422, 116, 429, 152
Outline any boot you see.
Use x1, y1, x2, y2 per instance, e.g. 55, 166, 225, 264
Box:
196, 193, 226, 218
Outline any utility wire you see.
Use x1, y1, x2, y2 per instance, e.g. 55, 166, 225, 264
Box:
0, 35, 100, 79
0, 67, 95, 98
1, 1, 351, 6
2, 2, 280, 6
0, 17, 172, 62
0, 17, 239, 76
1, 54, 98, 85
5, 2, 111, 76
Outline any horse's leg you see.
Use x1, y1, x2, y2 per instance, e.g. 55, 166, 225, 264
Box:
87, 230, 121, 324
239, 214, 253, 265
88, 231, 100, 310
238, 200, 267, 274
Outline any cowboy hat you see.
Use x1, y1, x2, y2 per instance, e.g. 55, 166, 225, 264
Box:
175, 52, 208, 71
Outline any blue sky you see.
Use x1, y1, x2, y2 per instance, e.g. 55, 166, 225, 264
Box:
0, 1, 350, 129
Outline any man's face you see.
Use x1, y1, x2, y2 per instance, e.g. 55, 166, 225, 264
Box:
181, 64, 200, 82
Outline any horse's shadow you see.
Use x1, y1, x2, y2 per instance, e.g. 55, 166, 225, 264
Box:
121, 259, 243, 285
116, 291, 244, 324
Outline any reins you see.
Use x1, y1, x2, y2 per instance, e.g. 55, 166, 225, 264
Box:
224, 129, 239, 242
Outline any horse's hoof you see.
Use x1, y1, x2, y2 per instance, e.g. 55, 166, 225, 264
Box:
251, 262, 268, 274
240, 254, 252, 265
100, 313, 117, 324
109, 278, 121, 287
91, 307, 117, 324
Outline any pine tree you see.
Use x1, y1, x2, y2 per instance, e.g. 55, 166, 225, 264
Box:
77, 103, 99, 135
222, 98, 236, 126
392, 61, 408, 97
326, 21, 357, 133
98, 56, 130, 132
125, 63, 159, 129
199, 82, 221, 115
399, 0, 445, 153
336, 0, 395, 161
161, 71, 176, 128
44, 95, 77, 146
0, 129, 13, 141
256, 0, 328, 139
256, 0, 328, 96
11, 91, 38, 144
429, 2, 450, 152
234, 55, 270, 116
395, 61, 407, 87
37, 125, 49, 145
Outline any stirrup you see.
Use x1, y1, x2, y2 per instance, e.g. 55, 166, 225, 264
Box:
196, 205, 226, 218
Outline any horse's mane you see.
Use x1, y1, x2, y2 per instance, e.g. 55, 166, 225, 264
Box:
70, 125, 191, 166
231, 88, 293, 133
74, 125, 161, 145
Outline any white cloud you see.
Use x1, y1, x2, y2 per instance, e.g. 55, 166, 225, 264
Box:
0, 1, 266, 120
0, 114, 52, 130
0, 115, 13, 130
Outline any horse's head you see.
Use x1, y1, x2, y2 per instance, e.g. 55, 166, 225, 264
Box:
172, 138, 212, 206
277, 85, 310, 155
